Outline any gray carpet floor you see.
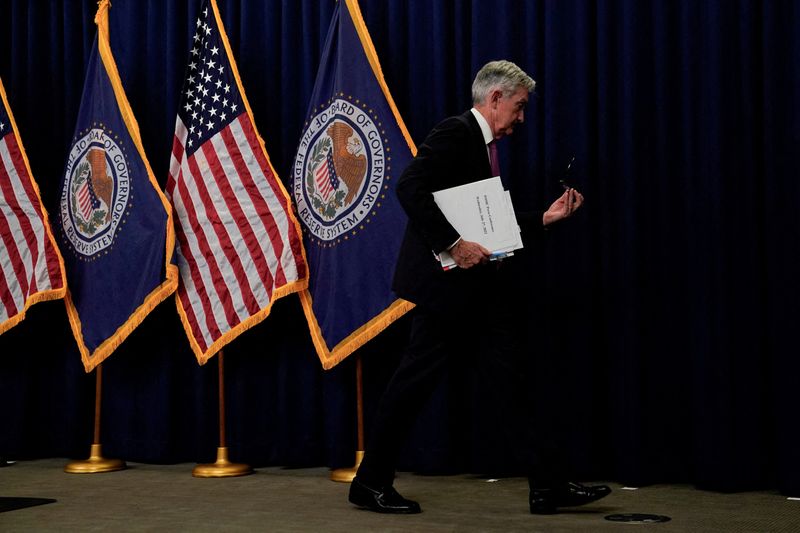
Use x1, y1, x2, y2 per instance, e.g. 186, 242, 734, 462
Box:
1, 459, 799, 532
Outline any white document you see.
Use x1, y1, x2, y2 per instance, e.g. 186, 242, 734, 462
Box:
433, 176, 523, 270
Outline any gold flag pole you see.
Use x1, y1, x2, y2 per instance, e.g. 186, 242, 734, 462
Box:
193, 350, 252, 477
331, 353, 365, 482
65, 363, 126, 473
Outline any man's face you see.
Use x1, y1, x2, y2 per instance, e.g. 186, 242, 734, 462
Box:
491, 86, 529, 139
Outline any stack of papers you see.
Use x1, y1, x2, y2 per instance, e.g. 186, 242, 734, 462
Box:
432, 176, 522, 270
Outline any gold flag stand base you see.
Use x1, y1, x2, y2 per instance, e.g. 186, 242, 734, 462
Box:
330, 450, 364, 483
64, 444, 126, 474
192, 447, 253, 478
331, 355, 367, 484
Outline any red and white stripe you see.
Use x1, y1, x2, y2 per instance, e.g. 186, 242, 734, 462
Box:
315, 157, 334, 201
0, 129, 64, 327
167, 113, 305, 357
76, 178, 94, 220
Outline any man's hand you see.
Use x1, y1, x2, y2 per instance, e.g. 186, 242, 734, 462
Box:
543, 188, 584, 226
449, 239, 491, 269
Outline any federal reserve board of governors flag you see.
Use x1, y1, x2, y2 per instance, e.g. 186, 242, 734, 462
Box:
167, 0, 308, 364
57, 0, 178, 372
293, 0, 416, 369
0, 78, 66, 335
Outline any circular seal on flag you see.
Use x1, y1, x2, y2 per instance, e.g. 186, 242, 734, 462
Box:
60, 127, 130, 258
293, 98, 386, 242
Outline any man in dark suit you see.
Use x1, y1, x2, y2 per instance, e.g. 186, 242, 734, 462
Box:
348, 60, 610, 515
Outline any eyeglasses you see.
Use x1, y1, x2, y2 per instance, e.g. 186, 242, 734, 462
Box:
559, 155, 575, 191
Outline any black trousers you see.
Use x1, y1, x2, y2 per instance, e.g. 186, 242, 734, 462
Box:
356, 294, 563, 488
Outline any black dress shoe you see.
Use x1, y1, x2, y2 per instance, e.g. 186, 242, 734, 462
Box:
349, 477, 422, 514
530, 481, 611, 514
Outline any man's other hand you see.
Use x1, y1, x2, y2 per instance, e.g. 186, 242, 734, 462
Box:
543, 188, 584, 226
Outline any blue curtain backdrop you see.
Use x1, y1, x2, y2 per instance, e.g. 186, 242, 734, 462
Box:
1, 1, 798, 494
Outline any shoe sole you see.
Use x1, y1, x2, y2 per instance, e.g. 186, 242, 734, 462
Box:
349, 495, 422, 514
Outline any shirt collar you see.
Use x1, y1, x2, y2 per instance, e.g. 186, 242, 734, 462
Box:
470, 108, 494, 145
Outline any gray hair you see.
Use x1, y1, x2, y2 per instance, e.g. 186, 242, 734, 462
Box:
471, 60, 535, 105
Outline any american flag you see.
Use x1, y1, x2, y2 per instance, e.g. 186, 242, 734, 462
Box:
166, 0, 307, 363
0, 78, 65, 334
315, 151, 340, 202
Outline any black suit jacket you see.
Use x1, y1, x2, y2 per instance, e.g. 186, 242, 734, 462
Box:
392, 110, 542, 312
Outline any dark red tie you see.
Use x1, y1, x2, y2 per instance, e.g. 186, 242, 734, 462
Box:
488, 140, 500, 177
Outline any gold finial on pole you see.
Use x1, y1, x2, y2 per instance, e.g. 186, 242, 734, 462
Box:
94, 0, 111, 26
